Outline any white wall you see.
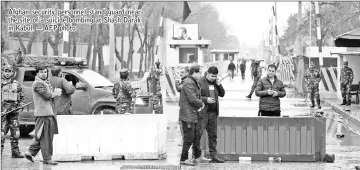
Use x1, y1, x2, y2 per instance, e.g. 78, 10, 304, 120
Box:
162, 18, 180, 67
344, 55, 360, 84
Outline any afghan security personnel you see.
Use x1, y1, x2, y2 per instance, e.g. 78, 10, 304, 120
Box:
112, 69, 136, 114
304, 62, 322, 109
246, 60, 262, 99
1, 64, 25, 158
340, 61, 354, 106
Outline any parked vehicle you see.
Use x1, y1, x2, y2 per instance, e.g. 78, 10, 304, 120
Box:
11, 56, 154, 136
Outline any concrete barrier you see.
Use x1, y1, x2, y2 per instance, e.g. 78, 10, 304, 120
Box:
37, 115, 167, 161
201, 117, 326, 162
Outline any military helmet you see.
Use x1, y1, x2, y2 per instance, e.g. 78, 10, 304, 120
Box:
119, 68, 129, 78
3, 64, 13, 71
344, 61, 348, 66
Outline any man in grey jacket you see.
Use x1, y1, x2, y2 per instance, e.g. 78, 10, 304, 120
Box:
255, 64, 286, 116
179, 64, 204, 166
49, 67, 75, 115
24, 65, 62, 165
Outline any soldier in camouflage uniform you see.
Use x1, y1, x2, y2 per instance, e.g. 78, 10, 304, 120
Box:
112, 69, 136, 114
148, 60, 163, 107
1, 64, 25, 158
304, 62, 322, 109
340, 61, 354, 106
246, 60, 262, 99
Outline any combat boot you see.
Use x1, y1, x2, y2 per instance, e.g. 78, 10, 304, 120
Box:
12, 151, 24, 158
317, 99, 321, 109
310, 100, 315, 108
340, 99, 346, 105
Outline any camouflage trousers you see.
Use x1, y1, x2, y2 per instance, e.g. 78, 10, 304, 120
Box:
308, 85, 320, 100
116, 102, 132, 114
340, 83, 351, 100
1, 111, 21, 154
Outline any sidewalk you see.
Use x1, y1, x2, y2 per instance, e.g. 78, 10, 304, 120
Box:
325, 99, 360, 130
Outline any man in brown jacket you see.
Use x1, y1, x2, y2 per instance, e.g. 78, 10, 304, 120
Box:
179, 64, 204, 166
24, 65, 62, 165
255, 64, 286, 116
49, 67, 75, 115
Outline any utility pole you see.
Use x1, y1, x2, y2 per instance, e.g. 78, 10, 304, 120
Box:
62, 2, 70, 57
295, 1, 302, 57
309, 2, 312, 64
109, 1, 115, 79
315, 2, 323, 66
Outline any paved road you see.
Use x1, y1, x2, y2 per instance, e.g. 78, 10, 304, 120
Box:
2, 64, 360, 170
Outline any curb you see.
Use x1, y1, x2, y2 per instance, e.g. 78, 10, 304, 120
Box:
325, 100, 360, 130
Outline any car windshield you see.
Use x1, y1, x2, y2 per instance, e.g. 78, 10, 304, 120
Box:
76, 69, 113, 88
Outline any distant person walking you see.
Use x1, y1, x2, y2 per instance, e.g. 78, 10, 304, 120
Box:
227, 60, 236, 79
240, 60, 246, 80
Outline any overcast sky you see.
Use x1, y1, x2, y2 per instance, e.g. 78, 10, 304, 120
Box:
209, 2, 308, 48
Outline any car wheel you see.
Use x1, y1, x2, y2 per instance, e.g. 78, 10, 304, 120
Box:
19, 125, 35, 137
94, 108, 117, 115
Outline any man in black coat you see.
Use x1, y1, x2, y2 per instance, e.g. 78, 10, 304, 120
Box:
196, 66, 225, 163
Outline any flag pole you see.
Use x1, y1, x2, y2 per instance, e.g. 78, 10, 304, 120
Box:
154, 7, 164, 66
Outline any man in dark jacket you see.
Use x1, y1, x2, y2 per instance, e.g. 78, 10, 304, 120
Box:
197, 66, 225, 163
49, 67, 75, 115
255, 64, 286, 116
240, 60, 246, 80
227, 60, 236, 79
175, 66, 189, 146
179, 64, 204, 166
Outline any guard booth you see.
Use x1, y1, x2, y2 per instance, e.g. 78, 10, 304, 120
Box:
160, 21, 211, 102
166, 24, 211, 67
210, 49, 240, 62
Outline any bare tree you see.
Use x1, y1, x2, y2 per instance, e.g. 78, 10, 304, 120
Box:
14, 1, 40, 54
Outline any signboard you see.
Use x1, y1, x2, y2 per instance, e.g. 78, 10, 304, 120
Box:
173, 24, 199, 40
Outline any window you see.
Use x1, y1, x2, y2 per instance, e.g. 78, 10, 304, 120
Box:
229, 53, 234, 60
65, 74, 81, 87
224, 53, 229, 60
179, 48, 198, 64
23, 71, 37, 82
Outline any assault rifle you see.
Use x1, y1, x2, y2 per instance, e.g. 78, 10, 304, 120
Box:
1, 102, 32, 117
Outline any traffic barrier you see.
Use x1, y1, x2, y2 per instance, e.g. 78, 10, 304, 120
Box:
201, 117, 326, 162
36, 115, 167, 161
319, 67, 339, 99
161, 61, 230, 102
276, 57, 295, 87
320, 67, 338, 92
